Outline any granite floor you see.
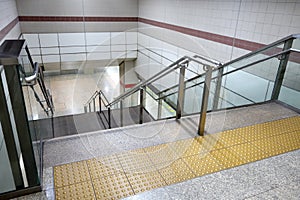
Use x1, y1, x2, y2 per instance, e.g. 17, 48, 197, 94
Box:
14, 102, 300, 200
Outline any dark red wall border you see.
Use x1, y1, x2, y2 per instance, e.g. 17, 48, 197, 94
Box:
0, 17, 19, 42
138, 18, 265, 52
19, 16, 266, 52
19, 16, 138, 22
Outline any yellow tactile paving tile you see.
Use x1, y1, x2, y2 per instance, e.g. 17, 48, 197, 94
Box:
168, 135, 225, 157
202, 134, 226, 151
279, 131, 300, 151
251, 135, 289, 157
239, 125, 273, 141
144, 144, 180, 165
117, 150, 153, 172
92, 173, 134, 200
53, 116, 300, 200
55, 181, 95, 200
167, 137, 208, 157
126, 170, 167, 194
54, 161, 90, 188
228, 142, 270, 163
216, 129, 248, 147
87, 156, 123, 180
183, 153, 223, 176
239, 116, 300, 142
210, 148, 247, 169
158, 159, 196, 185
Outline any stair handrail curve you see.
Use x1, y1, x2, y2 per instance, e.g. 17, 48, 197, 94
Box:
107, 55, 218, 107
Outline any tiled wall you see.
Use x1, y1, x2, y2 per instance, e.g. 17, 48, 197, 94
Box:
16, 0, 138, 33
136, 0, 300, 93
0, 0, 21, 44
138, 0, 300, 62
22, 32, 138, 72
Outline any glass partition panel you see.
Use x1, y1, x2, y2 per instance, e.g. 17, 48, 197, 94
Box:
292, 37, 300, 49
183, 82, 204, 115
278, 55, 300, 109
214, 57, 279, 109
144, 87, 159, 120
224, 42, 285, 74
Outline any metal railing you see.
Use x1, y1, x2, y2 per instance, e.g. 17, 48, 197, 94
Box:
84, 90, 111, 128
21, 46, 54, 116
84, 34, 300, 136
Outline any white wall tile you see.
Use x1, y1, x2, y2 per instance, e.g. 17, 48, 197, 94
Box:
39, 34, 58, 47
86, 32, 110, 46
23, 34, 40, 47
59, 33, 85, 46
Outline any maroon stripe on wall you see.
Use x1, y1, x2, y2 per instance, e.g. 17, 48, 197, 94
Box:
19, 16, 138, 22
18, 16, 266, 52
138, 17, 266, 52
0, 17, 19, 42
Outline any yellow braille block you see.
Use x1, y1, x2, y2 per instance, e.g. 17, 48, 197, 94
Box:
228, 142, 269, 163
126, 170, 166, 194
158, 159, 196, 185
210, 148, 246, 169
117, 150, 153, 172
251, 136, 288, 157
216, 130, 248, 147
55, 181, 95, 200
87, 156, 123, 180
145, 144, 180, 165
168, 137, 210, 157
53, 116, 300, 200
183, 153, 223, 176
93, 173, 134, 200
271, 131, 300, 152
54, 161, 90, 188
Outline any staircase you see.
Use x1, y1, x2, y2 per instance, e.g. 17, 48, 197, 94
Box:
35, 34, 300, 200
83, 34, 300, 135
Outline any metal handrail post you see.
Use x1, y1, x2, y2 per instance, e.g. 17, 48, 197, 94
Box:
157, 93, 162, 119
139, 87, 144, 124
198, 65, 213, 136
271, 38, 294, 100
108, 107, 111, 129
212, 66, 223, 110
84, 106, 87, 113
120, 100, 123, 127
99, 92, 102, 112
88, 103, 91, 112
93, 98, 96, 112
176, 64, 186, 119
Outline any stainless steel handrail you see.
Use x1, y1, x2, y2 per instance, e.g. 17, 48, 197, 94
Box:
84, 91, 99, 106
99, 90, 109, 106
84, 34, 299, 135
193, 55, 222, 66
21, 61, 54, 116
24, 62, 39, 83
158, 48, 296, 100
107, 55, 213, 107
221, 34, 300, 67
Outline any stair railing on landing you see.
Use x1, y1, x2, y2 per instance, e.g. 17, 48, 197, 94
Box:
84, 90, 111, 128
84, 34, 300, 136
84, 55, 218, 130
